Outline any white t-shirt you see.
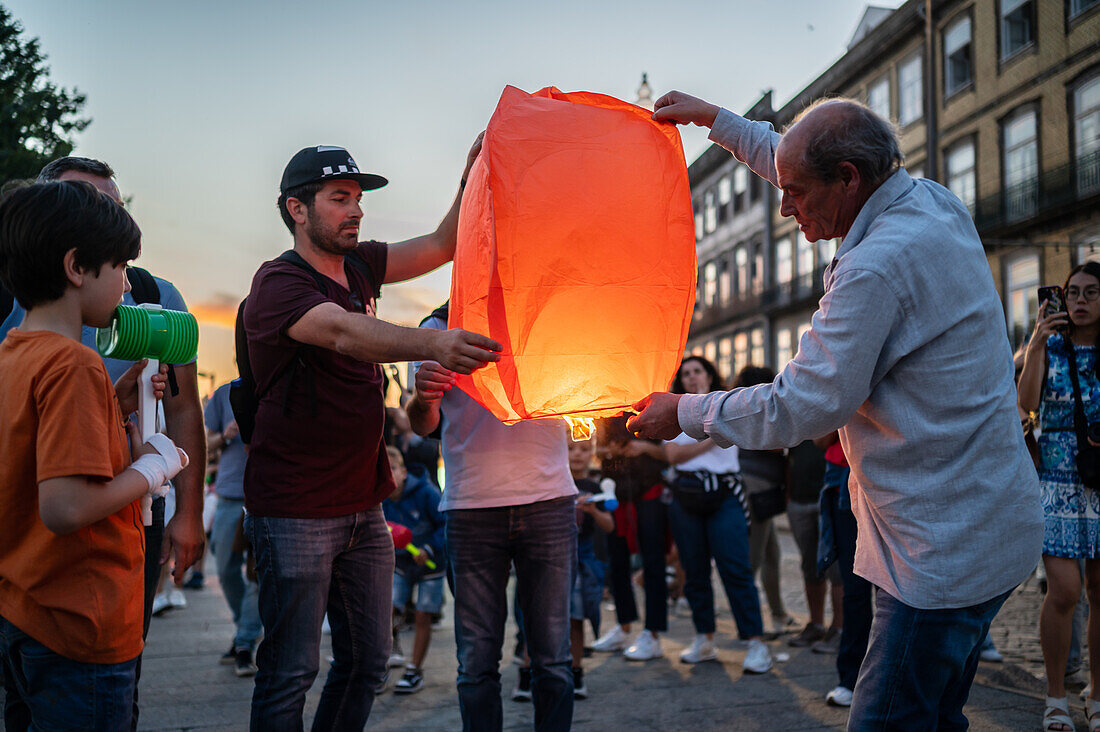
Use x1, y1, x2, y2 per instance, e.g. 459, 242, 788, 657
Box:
417, 316, 575, 511
666, 432, 740, 475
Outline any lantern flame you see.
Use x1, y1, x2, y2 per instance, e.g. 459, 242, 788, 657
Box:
563, 416, 595, 442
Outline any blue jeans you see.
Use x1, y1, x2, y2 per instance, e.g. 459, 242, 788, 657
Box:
212, 497, 262, 651
668, 495, 764, 638
245, 506, 394, 732
0, 615, 137, 732
446, 496, 576, 732
848, 587, 1013, 731
822, 483, 873, 691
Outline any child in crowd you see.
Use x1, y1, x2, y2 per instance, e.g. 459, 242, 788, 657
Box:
381, 446, 445, 694
568, 436, 613, 699
0, 181, 186, 729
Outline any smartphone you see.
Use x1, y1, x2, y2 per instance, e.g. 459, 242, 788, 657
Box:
1038, 285, 1068, 331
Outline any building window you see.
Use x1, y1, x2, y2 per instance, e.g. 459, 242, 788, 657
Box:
733, 332, 749, 377
776, 236, 793, 284
717, 175, 731, 224
704, 189, 717, 234
704, 341, 717, 368
898, 53, 923, 126
817, 238, 839, 269
718, 336, 732, 380
1074, 74, 1100, 196
1071, 0, 1099, 18
694, 204, 703, 242
867, 76, 891, 121
1006, 255, 1039, 348
944, 15, 973, 98
946, 138, 977, 213
796, 232, 815, 280
733, 166, 749, 212
776, 328, 793, 369
908, 166, 925, 179
752, 243, 765, 294
751, 327, 765, 368
703, 261, 717, 306
1000, 0, 1034, 61
735, 246, 749, 298
718, 258, 730, 305
1002, 108, 1039, 220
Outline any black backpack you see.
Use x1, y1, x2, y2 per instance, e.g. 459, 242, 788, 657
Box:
230, 249, 379, 444
0, 265, 179, 396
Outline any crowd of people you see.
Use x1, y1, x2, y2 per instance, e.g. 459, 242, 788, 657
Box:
0, 81, 1093, 732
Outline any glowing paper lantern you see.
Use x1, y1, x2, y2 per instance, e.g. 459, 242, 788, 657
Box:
450, 85, 696, 438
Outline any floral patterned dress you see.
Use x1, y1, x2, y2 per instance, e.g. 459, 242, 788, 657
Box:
1039, 333, 1100, 557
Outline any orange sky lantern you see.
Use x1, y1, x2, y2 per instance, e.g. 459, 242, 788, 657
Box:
449, 85, 697, 439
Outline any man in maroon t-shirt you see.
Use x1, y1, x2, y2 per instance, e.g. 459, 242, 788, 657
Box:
242, 141, 500, 730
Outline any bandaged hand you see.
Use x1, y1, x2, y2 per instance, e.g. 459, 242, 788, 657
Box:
129, 432, 189, 497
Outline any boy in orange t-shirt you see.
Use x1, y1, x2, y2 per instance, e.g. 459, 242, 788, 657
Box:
0, 181, 188, 731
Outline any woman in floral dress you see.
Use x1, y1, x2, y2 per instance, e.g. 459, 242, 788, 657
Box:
1019, 261, 1100, 731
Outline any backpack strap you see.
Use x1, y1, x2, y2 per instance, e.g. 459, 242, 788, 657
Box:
125, 267, 179, 397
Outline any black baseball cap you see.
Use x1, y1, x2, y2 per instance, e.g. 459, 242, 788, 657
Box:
280, 145, 388, 194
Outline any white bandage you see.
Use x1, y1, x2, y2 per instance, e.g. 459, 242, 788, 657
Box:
129, 433, 189, 496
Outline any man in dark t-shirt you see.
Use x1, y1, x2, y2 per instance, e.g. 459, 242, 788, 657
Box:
243, 142, 500, 730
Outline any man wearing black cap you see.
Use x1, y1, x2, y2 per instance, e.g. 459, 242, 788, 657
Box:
242, 138, 500, 730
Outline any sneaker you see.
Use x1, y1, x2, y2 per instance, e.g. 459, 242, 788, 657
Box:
182, 571, 205, 590
979, 646, 1004, 663
679, 634, 718, 664
511, 666, 532, 701
167, 588, 187, 609
219, 644, 237, 666
388, 636, 406, 668
394, 666, 424, 694
372, 669, 389, 695
623, 631, 662, 661
674, 597, 692, 618
742, 639, 773, 674
812, 628, 840, 654
788, 623, 826, 647
592, 624, 629, 653
573, 667, 588, 699
770, 614, 797, 635
826, 685, 854, 707
151, 592, 172, 616
234, 648, 258, 677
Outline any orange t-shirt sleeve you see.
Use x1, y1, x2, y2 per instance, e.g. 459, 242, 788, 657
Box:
35, 360, 125, 483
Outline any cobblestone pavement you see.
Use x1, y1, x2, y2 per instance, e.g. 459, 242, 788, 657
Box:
115, 515, 1062, 730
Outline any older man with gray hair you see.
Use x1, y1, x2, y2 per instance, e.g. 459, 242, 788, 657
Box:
630, 92, 1043, 729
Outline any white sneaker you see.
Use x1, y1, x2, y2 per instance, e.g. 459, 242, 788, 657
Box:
979, 647, 1003, 663
151, 592, 172, 616
592, 625, 629, 653
742, 639, 772, 674
168, 588, 187, 609
826, 685, 854, 707
679, 634, 718, 664
675, 597, 692, 618
387, 652, 406, 668
623, 631, 662, 661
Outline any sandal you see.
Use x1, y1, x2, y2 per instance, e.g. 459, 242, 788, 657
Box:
1088, 697, 1100, 732
1044, 696, 1074, 731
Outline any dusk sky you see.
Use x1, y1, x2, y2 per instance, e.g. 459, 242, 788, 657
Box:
8, 0, 902, 394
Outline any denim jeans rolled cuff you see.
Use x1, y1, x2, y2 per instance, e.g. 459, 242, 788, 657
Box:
246, 506, 394, 732
669, 495, 764, 638
848, 586, 1013, 731
212, 497, 262, 650
447, 496, 576, 732
1, 615, 138, 732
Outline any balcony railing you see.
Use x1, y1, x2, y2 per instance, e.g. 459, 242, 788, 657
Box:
974, 150, 1100, 233
691, 268, 825, 333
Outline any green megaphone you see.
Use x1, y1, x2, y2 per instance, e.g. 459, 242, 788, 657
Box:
97, 303, 199, 523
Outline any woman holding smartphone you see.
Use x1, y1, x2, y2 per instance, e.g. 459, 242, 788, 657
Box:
1019, 261, 1100, 732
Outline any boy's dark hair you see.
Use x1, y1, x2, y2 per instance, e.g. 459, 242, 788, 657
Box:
0, 181, 141, 309
37, 156, 116, 183
277, 181, 324, 234
733, 364, 777, 388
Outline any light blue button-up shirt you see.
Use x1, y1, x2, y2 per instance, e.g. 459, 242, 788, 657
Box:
677, 109, 1043, 609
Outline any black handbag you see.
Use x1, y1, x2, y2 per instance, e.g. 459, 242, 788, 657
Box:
747, 484, 787, 522
1065, 340, 1100, 490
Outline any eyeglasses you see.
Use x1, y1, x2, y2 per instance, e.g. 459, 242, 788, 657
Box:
1066, 286, 1100, 302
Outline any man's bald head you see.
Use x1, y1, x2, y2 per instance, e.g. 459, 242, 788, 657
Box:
782, 98, 902, 189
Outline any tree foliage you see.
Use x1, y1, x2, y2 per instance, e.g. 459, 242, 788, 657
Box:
0, 4, 89, 183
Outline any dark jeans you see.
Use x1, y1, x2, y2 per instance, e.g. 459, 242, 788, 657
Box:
668, 495, 764, 638
246, 506, 394, 732
607, 533, 638, 626
823, 485, 872, 691
446, 496, 576, 732
1, 614, 138, 732
604, 497, 669, 632
848, 587, 1012, 731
